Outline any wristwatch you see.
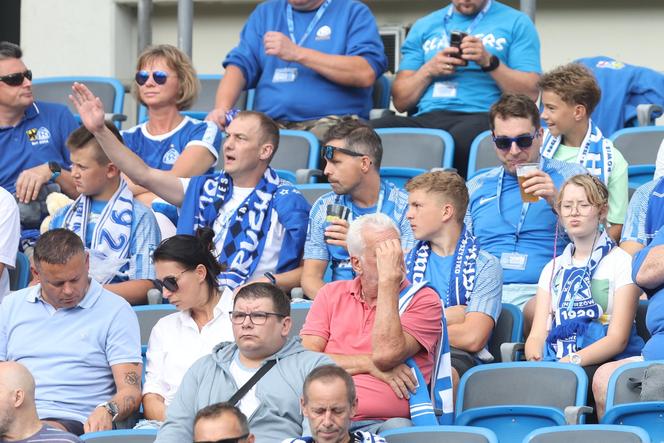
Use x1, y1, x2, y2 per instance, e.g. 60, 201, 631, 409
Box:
97, 401, 119, 422
568, 352, 583, 365
481, 54, 500, 72
48, 161, 61, 182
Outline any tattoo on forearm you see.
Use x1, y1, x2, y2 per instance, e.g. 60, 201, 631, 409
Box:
124, 371, 140, 386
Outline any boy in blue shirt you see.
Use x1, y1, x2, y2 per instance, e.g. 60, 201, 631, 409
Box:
405, 170, 502, 375
539, 63, 629, 242
50, 122, 160, 305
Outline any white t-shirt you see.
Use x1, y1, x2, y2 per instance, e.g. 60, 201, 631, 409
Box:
229, 351, 260, 419
180, 179, 285, 281
143, 288, 234, 404
538, 246, 634, 325
0, 188, 20, 302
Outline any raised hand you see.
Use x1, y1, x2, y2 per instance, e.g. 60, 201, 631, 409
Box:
69, 82, 106, 134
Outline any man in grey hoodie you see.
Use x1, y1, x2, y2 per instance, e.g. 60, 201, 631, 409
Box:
155, 283, 332, 443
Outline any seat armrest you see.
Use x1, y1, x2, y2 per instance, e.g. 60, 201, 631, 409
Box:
564, 405, 593, 424
369, 108, 395, 120
295, 168, 323, 184
105, 113, 127, 122
500, 342, 525, 363
636, 104, 663, 126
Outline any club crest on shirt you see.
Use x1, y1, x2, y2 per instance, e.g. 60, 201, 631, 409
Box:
316, 25, 332, 40
26, 126, 52, 146
596, 60, 625, 70
162, 146, 179, 165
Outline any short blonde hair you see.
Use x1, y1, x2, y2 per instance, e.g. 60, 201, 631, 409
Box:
556, 174, 609, 223
405, 170, 468, 224
133, 44, 199, 111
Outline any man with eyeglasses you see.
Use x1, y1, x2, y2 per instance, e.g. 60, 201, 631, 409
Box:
301, 120, 414, 299
156, 283, 332, 443
0, 41, 78, 206
193, 402, 254, 443
466, 94, 584, 317
71, 84, 310, 293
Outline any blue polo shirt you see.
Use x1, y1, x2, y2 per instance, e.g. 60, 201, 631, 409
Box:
223, 0, 387, 121
0, 279, 141, 423
399, 1, 541, 114
0, 101, 78, 194
465, 158, 584, 285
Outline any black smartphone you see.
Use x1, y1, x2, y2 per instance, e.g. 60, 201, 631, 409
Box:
449, 31, 468, 66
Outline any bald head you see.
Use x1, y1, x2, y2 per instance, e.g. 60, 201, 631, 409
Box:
0, 362, 35, 401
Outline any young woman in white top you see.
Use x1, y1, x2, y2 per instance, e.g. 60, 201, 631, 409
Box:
525, 174, 643, 366
142, 227, 233, 422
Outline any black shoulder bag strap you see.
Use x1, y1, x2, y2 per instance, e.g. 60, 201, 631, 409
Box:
227, 359, 277, 406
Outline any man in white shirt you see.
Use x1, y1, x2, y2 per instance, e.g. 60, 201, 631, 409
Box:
0, 186, 20, 301
70, 83, 310, 292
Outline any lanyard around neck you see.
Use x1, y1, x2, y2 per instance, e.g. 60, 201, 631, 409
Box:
286, 0, 332, 46
496, 168, 530, 241
441, 0, 492, 45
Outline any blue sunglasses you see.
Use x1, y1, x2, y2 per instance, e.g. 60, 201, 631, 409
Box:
135, 70, 168, 86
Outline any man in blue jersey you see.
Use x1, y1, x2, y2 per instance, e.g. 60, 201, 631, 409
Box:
0, 41, 78, 202
371, 0, 541, 177
300, 120, 414, 298
466, 94, 584, 318
72, 82, 309, 293
205, 0, 387, 140
405, 170, 502, 376
49, 122, 161, 305
620, 177, 664, 256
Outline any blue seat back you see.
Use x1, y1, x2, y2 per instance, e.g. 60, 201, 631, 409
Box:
8, 252, 30, 291
32, 76, 125, 128
525, 424, 651, 443
376, 128, 455, 171
133, 304, 178, 348
488, 303, 524, 362
467, 130, 497, 179
610, 126, 664, 167
81, 429, 158, 442
372, 74, 392, 109
382, 425, 498, 443
288, 302, 312, 340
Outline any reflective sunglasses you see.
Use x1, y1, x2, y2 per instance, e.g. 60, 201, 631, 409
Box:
153, 269, 191, 293
321, 145, 365, 161
492, 132, 538, 151
229, 311, 286, 325
0, 69, 32, 87
135, 70, 168, 86
194, 434, 249, 443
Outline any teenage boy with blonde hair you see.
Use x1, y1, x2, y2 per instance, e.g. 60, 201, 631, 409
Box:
539, 63, 629, 242
50, 122, 160, 305
405, 171, 502, 376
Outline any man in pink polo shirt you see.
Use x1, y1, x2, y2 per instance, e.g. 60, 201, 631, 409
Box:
301, 213, 442, 434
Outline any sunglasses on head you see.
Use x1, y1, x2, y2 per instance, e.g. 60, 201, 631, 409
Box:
194, 434, 249, 443
0, 69, 32, 87
321, 145, 364, 161
153, 269, 190, 293
492, 132, 538, 151
135, 70, 168, 86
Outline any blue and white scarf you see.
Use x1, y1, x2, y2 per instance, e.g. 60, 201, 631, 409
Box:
541, 119, 614, 184
62, 179, 133, 284
645, 177, 664, 241
545, 231, 614, 359
399, 281, 454, 425
177, 168, 280, 289
283, 431, 385, 443
406, 225, 478, 307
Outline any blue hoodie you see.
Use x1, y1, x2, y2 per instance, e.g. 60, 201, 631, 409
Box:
155, 337, 333, 443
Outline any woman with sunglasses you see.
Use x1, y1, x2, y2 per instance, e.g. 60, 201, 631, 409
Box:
525, 175, 643, 414
121, 45, 222, 237
142, 227, 233, 423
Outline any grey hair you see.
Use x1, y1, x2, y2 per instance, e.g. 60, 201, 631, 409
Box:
347, 213, 399, 257
0, 41, 22, 60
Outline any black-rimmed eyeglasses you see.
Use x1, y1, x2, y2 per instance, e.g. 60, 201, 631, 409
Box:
229, 311, 286, 325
